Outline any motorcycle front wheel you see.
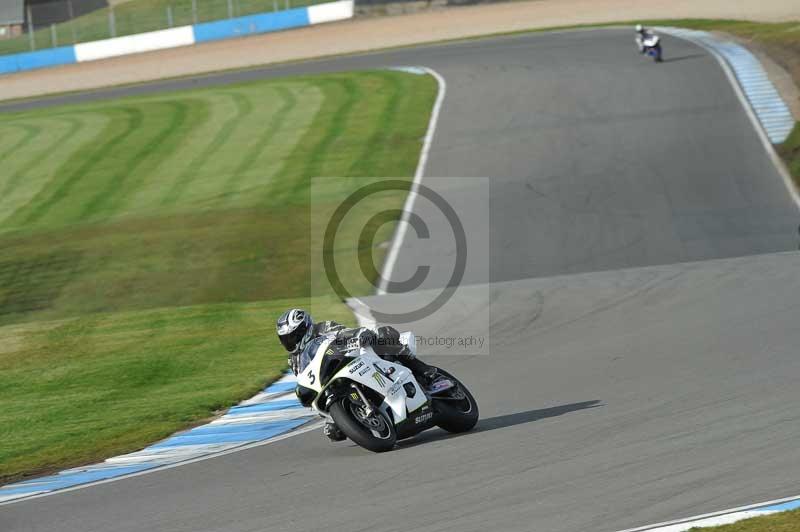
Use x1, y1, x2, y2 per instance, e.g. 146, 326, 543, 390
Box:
329, 397, 397, 452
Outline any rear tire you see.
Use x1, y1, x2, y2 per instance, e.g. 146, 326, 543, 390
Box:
432, 368, 479, 433
329, 398, 396, 452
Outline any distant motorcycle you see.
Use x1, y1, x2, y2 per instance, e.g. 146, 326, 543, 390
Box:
642, 35, 663, 63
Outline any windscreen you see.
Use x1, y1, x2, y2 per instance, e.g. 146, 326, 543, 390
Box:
297, 336, 325, 374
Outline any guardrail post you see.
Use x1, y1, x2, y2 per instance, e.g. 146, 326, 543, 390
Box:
50, 23, 57, 47
273, 0, 278, 11
27, 5, 35, 50
167, 5, 174, 27
227, 0, 234, 18
191, 0, 198, 24
67, 0, 77, 43
108, 6, 116, 37
285, 0, 289, 10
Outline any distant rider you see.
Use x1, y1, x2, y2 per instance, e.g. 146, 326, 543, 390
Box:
635, 24, 653, 54
276, 308, 441, 442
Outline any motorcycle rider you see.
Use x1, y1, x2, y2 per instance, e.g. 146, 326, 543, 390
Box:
635, 24, 653, 54
276, 308, 442, 442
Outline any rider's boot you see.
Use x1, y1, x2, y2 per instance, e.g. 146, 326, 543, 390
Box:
396, 348, 452, 393
323, 420, 346, 442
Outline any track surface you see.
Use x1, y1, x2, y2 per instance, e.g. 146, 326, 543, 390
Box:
3, 29, 800, 532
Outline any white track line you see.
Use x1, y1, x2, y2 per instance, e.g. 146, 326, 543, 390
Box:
376, 66, 447, 295
347, 295, 378, 328
0, 421, 324, 507
615, 494, 800, 532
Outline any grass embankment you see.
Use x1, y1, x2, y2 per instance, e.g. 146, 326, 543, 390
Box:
0, 69, 437, 482
1, 0, 329, 56
689, 509, 800, 532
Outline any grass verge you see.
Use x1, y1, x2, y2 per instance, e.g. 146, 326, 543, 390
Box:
689, 508, 800, 531
0, 296, 349, 484
0, 69, 437, 482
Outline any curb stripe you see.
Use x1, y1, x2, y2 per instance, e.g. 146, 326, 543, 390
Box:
0, 372, 313, 503
657, 27, 794, 144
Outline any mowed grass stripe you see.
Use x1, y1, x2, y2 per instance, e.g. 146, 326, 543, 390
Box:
268, 77, 361, 205
123, 94, 216, 215
12, 107, 144, 228
0, 114, 111, 230
0, 124, 41, 164
308, 77, 362, 180
159, 92, 252, 208
350, 71, 404, 177
168, 89, 286, 209
79, 100, 192, 222
0, 118, 83, 208
156, 84, 319, 211
220, 86, 297, 203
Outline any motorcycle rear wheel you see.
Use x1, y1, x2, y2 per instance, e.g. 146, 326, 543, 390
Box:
432, 368, 479, 433
329, 397, 397, 452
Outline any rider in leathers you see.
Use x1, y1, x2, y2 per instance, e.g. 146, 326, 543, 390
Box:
276, 308, 440, 441
635, 24, 655, 54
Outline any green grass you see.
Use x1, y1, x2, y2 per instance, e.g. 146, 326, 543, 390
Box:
0, 69, 437, 482
3, 0, 330, 55
778, 124, 800, 187
0, 296, 349, 483
689, 509, 800, 531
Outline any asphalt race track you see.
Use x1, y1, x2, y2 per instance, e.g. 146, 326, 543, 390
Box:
3, 29, 800, 532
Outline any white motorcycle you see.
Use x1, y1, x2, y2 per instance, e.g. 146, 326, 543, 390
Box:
295, 332, 479, 452
641, 34, 663, 63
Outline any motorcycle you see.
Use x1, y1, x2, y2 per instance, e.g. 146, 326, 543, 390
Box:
642, 35, 663, 63
295, 331, 479, 452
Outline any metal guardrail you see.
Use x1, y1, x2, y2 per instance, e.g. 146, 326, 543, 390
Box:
4, 0, 317, 55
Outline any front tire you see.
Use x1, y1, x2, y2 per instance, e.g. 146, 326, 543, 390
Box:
329, 398, 396, 452
433, 368, 479, 433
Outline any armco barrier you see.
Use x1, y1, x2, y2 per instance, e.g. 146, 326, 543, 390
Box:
74, 26, 196, 62
0, 0, 353, 76
0, 45, 77, 75
192, 8, 309, 43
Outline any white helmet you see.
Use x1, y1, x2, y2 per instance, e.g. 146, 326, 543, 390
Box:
635, 24, 644, 33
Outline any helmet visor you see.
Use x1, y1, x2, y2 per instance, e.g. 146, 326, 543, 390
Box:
278, 325, 306, 352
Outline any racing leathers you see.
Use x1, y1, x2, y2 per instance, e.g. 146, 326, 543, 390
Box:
290, 321, 436, 384
635, 28, 655, 54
